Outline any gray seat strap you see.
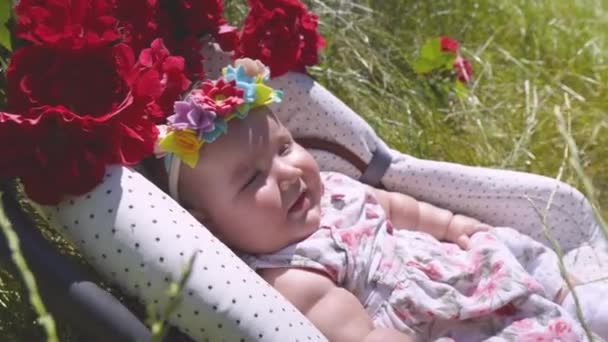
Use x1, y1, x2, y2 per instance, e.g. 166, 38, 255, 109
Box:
359, 144, 392, 187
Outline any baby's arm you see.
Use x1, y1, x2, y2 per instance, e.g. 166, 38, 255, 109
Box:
370, 187, 491, 249
260, 267, 414, 342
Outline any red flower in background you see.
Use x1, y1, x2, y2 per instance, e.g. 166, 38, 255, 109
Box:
440, 36, 459, 54
112, 0, 159, 56
7, 44, 134, 115
454, 56, 472, 83
1, 0, 325, 204
0, 100, 158, 204
128, 39, 192, 122
15, 0, 121, 49
157, 0, 234, 79
237, 0, 326, 77
440, 36, 473, 84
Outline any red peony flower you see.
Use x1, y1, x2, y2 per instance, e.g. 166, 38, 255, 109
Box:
112, 0, 159, 57
15, 0, 121, 49
440, 36, 459, 54
0, 107, 100, 204
237, 0, 326, 78
0, 98, 158, 204
157, 0, 226, 38
4, 39, 162, 204
196, 79, 244, 118
128, 39, 192, 122
215, 24, 240, 53
7, 44, 134, 116
156, 0, 231, 79
454, 56, 473, 83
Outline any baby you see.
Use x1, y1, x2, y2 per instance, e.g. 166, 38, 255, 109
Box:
154, 59, 607, 341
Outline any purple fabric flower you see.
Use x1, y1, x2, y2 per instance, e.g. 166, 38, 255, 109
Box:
168, 95, 217, 133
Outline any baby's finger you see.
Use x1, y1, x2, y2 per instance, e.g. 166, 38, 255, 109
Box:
456, 235, 472, 250
474, 223, 492, 232
464, 223, 491, 236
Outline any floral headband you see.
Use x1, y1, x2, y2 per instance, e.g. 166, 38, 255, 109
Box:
155, 58, 284, 200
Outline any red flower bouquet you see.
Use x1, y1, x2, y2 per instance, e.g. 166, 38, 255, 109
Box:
0, 0, 325, 205
237, 0, 326, 77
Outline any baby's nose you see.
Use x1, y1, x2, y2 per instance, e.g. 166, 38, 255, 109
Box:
277, 164, 302, 191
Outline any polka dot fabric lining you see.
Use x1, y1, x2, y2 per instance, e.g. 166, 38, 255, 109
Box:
41, 43, 607, 341
44, 166, 325, 341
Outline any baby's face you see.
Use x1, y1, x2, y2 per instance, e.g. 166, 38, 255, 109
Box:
179, 108, 323, 254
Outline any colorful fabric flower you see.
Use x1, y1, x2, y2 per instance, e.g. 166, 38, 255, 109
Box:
158, 129, 203, 168
169, 97, 217, 133
224, 63, 263, 103
159, 61, 283, 168
197, 79, 245, 118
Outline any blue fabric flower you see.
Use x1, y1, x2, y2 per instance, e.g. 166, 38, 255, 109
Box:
200, 119, 228, 143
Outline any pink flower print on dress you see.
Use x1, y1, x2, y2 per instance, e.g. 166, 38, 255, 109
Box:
520, 318, 579, 342
406, 260, 444, 281
466, 249, 486, 279
488, 260, 508, 284
442, 242, 461, 255
365, 208, 380, 219
331, 193, 346, 210
338, 225, 375, 251
524, 277, 545, 294
512, 318, 535, 332
393, 307, 411, 322
377, 259, 394, 275
472, 278, 499, 299
548, 319, 579, 341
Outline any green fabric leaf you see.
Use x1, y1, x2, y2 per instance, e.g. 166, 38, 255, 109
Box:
413, 38, 457, 74
0, 0, 12, 51
419, 37, 441, 61
412, 57, 438, 74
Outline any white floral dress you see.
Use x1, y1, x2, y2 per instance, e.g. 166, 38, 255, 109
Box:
244, 172, 588, 341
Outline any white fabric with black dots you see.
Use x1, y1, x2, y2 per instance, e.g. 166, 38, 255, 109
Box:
44, 166, 325, 342
40, 43, 608, 341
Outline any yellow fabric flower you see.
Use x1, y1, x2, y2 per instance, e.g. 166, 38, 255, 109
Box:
158, 129, 203, 168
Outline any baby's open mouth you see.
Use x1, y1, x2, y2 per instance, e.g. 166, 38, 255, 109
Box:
288, 190, 307, 213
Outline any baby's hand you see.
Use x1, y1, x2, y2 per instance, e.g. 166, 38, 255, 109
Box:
443, 214, 492, 250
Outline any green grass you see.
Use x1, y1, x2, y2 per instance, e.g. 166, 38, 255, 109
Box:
2, 0, 608, 339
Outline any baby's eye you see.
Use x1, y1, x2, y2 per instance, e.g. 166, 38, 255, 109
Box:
243, 170, 260, 189
279, 142, 292, 156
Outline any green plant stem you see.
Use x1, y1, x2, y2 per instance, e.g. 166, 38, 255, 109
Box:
525, 148, 595, 341
0, 191, 58, 342
148, 253, 197, 342
554, 99, 608, 238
